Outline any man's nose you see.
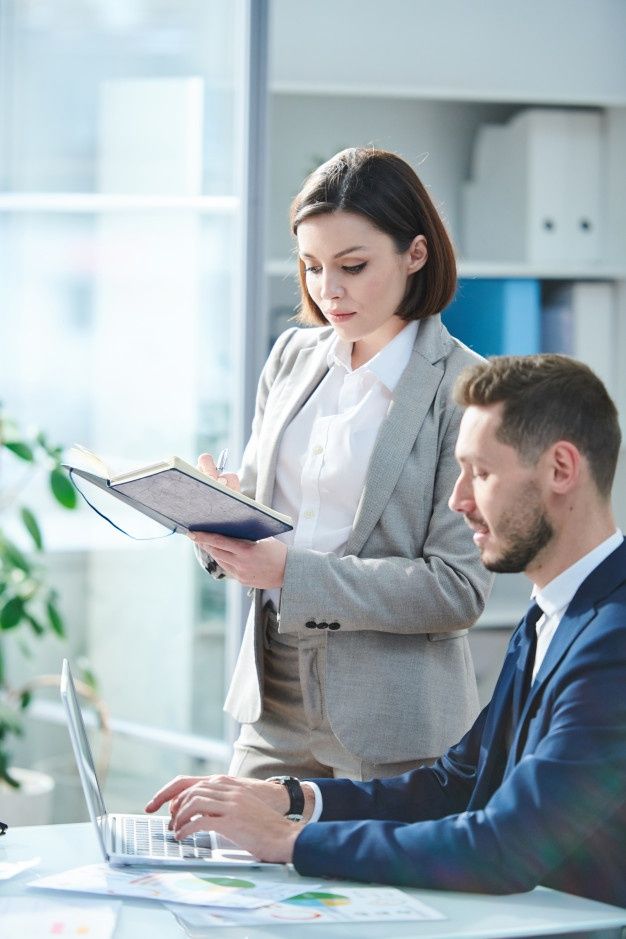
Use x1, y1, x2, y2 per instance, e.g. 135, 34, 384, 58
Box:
449, 473, 474, 514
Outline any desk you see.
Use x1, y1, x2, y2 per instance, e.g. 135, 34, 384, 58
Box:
2, 823, 625, 938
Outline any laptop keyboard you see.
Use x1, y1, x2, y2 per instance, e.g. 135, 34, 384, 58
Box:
120, 815, 214, 859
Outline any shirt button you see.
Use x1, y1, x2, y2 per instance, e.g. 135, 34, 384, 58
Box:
303, 509, 315, 519
312, 445, 323, 455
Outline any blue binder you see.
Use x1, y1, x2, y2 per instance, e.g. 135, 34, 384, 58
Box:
442, 279, 541, 357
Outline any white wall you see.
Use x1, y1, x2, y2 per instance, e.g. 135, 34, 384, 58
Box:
270, 0, 626, 104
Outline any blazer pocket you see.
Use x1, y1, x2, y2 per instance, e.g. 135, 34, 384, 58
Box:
427, 628, 469, 642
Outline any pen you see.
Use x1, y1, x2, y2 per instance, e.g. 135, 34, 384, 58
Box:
216, 448, 229, 475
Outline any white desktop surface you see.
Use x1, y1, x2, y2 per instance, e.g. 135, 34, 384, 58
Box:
1, 823, 625, 938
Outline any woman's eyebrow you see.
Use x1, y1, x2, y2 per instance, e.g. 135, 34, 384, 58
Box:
300, 245, 368, 260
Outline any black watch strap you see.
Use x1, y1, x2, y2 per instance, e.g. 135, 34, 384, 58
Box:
268, 775, 305, 819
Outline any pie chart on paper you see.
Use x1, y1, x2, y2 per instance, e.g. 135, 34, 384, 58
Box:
286, 890, 350, 907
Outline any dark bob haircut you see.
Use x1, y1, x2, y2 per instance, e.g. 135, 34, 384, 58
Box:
290, 147, 457, 326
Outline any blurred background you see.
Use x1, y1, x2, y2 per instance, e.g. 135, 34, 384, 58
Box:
1, 0, 625, 824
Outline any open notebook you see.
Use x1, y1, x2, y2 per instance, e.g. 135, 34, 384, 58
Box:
60, 659, 282, 869
63, 446, 293, 541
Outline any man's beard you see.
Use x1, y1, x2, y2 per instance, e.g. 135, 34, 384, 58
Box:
482, 484, 554, 574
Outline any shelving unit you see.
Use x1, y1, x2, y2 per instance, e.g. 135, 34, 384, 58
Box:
264, 0, 626, 640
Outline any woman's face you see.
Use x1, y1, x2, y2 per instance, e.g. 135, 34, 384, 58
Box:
296, 210, 427, 361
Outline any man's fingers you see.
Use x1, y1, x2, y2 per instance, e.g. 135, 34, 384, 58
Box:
145, 775, 201, 813
172, 794, 227, 832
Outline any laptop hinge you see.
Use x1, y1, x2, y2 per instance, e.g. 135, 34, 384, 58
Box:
100, 813, 115, 855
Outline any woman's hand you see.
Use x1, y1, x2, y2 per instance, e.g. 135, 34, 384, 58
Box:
189, 532, 288, 589
145, 774, 300, 864
197, 452, 241, 492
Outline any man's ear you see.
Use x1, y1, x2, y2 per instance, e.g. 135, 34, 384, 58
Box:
549, 440, 581, 493
407, 234, 428, 274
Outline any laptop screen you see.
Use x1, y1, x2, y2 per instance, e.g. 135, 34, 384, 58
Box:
60, 659, 108, 849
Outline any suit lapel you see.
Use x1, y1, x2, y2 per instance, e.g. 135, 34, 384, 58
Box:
507, 539, 626, 766
256, 338, 330, 504
343, 318, 446, 557
467, 625, 525, 809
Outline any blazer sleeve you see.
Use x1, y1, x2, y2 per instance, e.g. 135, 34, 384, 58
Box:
293, 622, 626, 893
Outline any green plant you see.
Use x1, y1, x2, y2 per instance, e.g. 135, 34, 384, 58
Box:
0, 405, 78, 787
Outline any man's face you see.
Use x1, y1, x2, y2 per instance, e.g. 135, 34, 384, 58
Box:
449, 403, 554, 574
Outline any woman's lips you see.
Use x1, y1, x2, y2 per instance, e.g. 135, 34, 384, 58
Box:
327, 310, 356, 322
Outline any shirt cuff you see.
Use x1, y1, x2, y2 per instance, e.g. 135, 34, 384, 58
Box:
303, 781, 323, 823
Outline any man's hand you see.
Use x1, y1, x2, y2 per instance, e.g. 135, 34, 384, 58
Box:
145, 775, 300, 864
189, 532, 287, 589
146, 774, 290, 818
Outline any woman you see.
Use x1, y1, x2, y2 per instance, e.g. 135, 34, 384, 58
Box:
192, 147, 492, 781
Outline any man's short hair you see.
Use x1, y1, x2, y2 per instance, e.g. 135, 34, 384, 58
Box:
454, 354, 621, 498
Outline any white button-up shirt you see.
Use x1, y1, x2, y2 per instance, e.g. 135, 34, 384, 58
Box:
265, 321, 418, 608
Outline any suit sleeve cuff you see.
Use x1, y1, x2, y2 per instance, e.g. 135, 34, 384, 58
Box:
303, 781, 323, 823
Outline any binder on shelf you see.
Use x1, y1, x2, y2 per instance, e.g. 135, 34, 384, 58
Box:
541, 281, 615, 395
462, 109, 603, 265
443, 279, 541, 358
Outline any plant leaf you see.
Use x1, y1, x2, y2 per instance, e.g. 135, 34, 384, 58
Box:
20, 506, 43, 550
0, 537, 31, 573
47, 598, 65, 637
0, 751, 21, 788
26, 613, 45, 636
50, 466, 77, 509
0, 595, 25, 630
4, 440, 34, 461
0, 702, 23, 736
19, 690, 32, 710
77, 658, 98, 691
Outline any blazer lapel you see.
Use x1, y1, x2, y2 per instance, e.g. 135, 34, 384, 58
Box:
344, 318, 446, 558
256, 338, 330, 505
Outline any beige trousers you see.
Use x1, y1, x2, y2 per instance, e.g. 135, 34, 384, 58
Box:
229, 604, 432, 781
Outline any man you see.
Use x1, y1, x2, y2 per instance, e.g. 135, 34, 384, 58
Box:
147, 354, 626, 907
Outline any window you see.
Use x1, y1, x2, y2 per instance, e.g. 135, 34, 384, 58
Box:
0, 0, 262, 815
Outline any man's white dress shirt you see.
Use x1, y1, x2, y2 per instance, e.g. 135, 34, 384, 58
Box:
531, 529, 623, 680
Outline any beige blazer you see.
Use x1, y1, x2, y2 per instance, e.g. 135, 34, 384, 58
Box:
223, 317, 493, 762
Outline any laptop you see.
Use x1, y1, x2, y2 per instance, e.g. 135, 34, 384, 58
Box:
60, 658, 281, 869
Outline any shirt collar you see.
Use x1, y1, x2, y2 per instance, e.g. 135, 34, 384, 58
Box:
327, 320, 418, 393
533, 529, 623, 617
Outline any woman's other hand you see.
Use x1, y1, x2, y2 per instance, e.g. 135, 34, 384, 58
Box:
189, 532, 287, 589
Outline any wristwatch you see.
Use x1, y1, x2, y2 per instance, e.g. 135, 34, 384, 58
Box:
267, 775, 305, 821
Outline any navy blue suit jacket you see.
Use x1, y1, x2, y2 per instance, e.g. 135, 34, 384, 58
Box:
293, 541, 626, 907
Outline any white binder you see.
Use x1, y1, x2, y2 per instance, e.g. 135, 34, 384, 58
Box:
462, 109, 604, 264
